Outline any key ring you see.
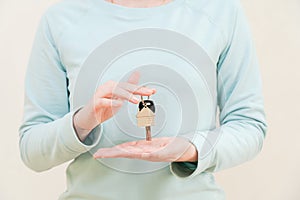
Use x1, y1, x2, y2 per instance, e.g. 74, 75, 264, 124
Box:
140, 96, 150, 108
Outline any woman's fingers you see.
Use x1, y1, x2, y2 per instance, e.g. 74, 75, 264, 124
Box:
94, 98, 124, 108
96, 81, 155, 103
113, 86, 140, 103
91, 78, 156, 123
93, 148, 124, 158
96, 82, 138, 103
93, 138, 171, 161
117, 82, 156, 96
93, 146, 164, 161
93, 146, 142, 159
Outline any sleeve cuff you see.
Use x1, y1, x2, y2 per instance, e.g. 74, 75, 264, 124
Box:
170, 131, 215, 178
58, 110, 102, 154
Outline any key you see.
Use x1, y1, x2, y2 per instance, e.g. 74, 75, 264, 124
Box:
136, 96, 155, 141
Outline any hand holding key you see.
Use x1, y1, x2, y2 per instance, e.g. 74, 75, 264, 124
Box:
73, 72, 156, 142
91, 75, 198, 162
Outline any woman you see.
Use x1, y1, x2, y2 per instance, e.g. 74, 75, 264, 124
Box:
19, 0, 267, 199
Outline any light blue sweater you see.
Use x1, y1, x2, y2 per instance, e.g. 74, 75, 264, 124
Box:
19, 0, 267, 199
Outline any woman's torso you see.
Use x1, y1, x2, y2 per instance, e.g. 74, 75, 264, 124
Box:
45, 0, 234, 199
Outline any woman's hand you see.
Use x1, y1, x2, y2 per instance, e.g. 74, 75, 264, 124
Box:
73, 72, 156, 141
93, 137, 198, 162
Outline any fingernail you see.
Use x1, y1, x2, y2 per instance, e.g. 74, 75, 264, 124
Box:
148, 89, 156, 94
93, 153, 99, 158
145, 88, 154, 94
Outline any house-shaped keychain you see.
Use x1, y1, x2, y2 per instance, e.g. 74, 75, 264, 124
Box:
136, 97, 155, 127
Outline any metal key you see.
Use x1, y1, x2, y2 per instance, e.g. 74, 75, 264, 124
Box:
136, 96, 155, 141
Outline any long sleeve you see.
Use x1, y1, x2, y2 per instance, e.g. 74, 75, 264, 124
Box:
19, 13, 101, 172
170, 2, 267, 178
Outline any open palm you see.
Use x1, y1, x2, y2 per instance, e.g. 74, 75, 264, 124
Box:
93, 137, 198, 162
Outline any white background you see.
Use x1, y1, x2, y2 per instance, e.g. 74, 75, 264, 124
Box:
0, 0, 299, 199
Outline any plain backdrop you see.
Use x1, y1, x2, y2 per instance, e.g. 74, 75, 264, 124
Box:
0, 0, 299, 199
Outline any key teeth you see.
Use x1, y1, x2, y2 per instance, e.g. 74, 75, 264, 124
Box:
146, 126, 152, 141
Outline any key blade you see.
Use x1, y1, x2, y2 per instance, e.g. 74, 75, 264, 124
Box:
145, 126, 152, 141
